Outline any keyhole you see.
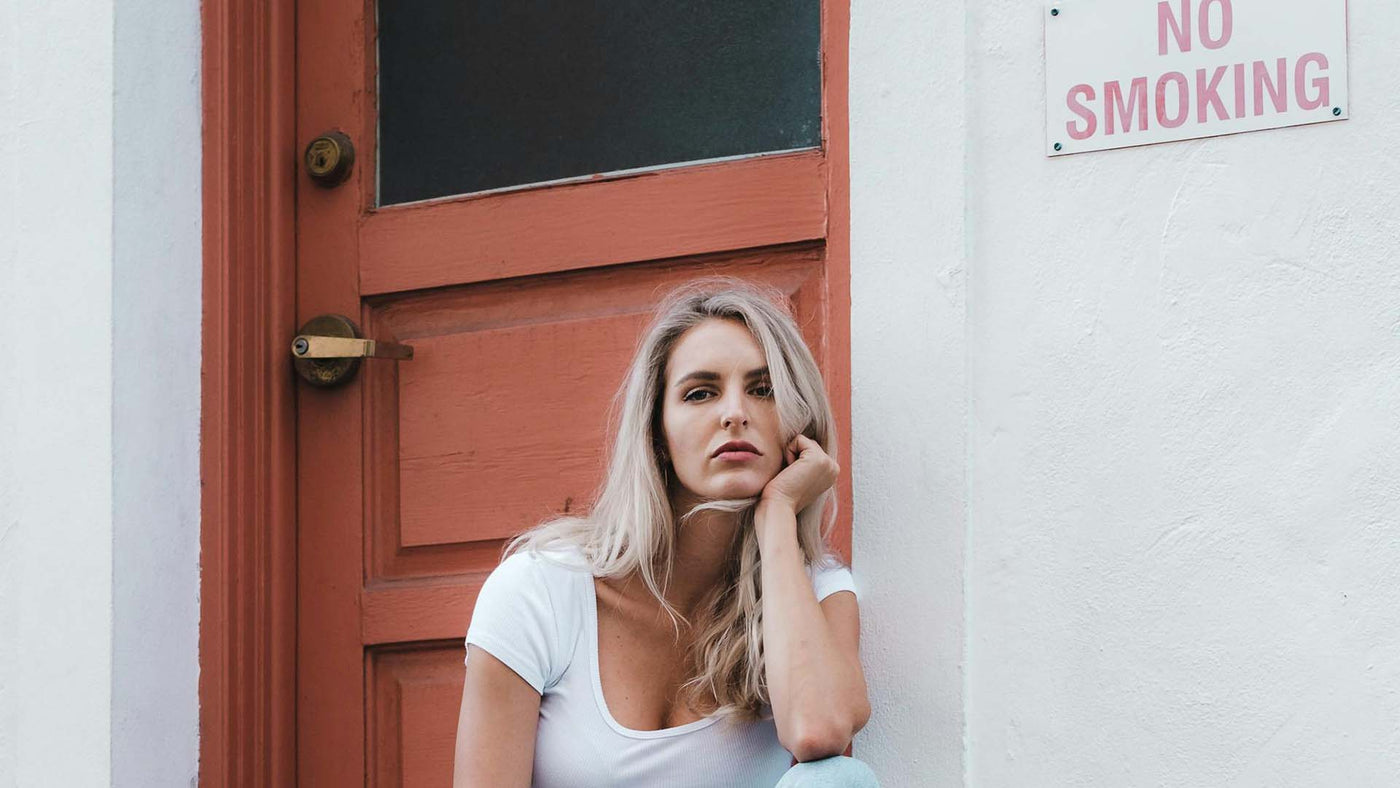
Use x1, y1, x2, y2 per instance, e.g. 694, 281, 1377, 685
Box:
304, 133, 353, 187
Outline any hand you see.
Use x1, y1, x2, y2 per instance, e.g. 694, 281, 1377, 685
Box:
759, 434, 839, 514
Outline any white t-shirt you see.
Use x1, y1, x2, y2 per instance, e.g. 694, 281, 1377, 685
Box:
463, 545, 858, 788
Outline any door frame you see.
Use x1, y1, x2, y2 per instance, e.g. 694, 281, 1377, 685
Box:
200, 0, 298, 783
198, 0, 850, 784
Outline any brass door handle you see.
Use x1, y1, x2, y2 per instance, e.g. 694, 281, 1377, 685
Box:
291, 314, 413, 388
291, 335, 413, 360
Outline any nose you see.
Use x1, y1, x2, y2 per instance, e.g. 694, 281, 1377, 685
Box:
719, 389, 749, 429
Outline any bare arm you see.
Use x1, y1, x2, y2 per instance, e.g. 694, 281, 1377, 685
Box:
755, 498, 871, 762
452, 645, 542, 787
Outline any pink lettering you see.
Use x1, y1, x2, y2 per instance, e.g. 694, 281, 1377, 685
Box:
1066, 84, 1098, 140
1232, 63, 1246, 118
1295, 52, 1330, 110
1199, 0, 1233, 49
1253, 58, 1288, 115
1196, 66, 1229, 122
1155, 72, 1190, 128
1106, 78, 1149, 135
1158, 0, 1191, 55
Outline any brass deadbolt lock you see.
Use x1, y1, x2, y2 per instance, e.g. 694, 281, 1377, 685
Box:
291, 314, 413, 388
303, 131, 355, 187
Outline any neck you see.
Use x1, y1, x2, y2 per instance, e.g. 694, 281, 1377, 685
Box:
654, 492, 746, 617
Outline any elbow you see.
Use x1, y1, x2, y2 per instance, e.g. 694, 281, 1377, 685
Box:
781, 690, 873, 762
787, 729, 849, 763
789, 733, 840, 767
845, 699, 868, 739
785, 710, 867, 763
852, 696, 872, 734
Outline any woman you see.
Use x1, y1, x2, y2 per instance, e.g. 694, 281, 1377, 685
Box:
452, 278, 877, 787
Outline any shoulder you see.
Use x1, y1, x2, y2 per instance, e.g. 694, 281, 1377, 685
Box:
473, 544, 595, 627
483, 545, 591, 602
466, 545, 592, 692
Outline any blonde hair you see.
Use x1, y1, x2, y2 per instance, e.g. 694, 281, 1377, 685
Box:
504, 276, 841, 721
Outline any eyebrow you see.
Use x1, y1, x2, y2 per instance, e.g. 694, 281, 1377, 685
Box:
673, 367, 770, 389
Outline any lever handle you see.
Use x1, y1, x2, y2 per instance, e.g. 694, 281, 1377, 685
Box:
291, 334, 414, 360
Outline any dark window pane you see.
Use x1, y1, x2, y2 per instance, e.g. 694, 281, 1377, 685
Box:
377, 1, 822, 205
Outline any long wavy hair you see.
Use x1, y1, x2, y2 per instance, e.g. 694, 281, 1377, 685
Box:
503, 276, 841, 722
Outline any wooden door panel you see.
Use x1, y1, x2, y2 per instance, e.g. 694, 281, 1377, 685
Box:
359, 247, 828, 615
393, 312, 643, 548
363, 247, 829, 586
358, 150, 827, 296
368, 645, 463, 788
351, 249, 829, 784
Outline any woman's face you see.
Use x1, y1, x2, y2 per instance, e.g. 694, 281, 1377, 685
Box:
660, 318, 786, 506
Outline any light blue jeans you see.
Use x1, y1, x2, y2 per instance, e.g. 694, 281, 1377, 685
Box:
774, 756, 880, 787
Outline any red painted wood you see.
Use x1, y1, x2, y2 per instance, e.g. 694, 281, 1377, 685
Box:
358, 250, 830, 650
361, 249, 827, 597
368, 648, 465, 788
820, 3, 856, 757
822, 0, 855, 565
359, 151, 827, 295
295, 0, 367, 782
205, 0, 854, 781
288, 3, 853, 786
199, 0, 298, 784
395, 311, 644, 547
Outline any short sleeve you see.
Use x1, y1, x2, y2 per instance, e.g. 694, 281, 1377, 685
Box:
463, 552, 558, 694
809, 552, 858, 601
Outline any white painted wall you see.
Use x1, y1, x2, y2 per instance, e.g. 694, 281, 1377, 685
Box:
849, 0, 968, 785
853, 0, 1400, 784
0, 0, 201, 783
111, 0, 202, 782
0, 0, 115, 783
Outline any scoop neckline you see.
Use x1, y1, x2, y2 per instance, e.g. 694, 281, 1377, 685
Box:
584, 574, 723, 740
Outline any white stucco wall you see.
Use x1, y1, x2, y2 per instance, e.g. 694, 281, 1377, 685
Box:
111, 0, 202, 783
849, 0, 968, 785
855, 0, 1399, 785
0, 0, 201, 784
0, 0, 116, 783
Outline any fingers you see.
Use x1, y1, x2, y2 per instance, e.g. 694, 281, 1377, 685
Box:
789, 433, 820, 456
787, 434, 840, 476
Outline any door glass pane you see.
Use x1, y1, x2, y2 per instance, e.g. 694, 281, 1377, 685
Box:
376, 1, 822, 206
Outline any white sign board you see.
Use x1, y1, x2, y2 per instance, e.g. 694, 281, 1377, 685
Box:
1045, 0, 1348, 156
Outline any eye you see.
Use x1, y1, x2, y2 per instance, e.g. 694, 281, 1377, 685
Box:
750, 383, 774, 398
683, 388, 714, 402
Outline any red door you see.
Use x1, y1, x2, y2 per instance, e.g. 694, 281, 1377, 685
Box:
294, 3, 851, 784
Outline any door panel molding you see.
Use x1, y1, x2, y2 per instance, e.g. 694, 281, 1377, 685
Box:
199, 0, 298, 784
359, 151, 828, 295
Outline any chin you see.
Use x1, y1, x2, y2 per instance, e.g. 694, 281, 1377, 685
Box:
707, 476, 769, 500
715, 486, 764, 501
675, 468, 775, 503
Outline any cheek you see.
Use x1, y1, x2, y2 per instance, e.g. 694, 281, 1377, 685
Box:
660, 408, 695, 459
764, 451, 785, 479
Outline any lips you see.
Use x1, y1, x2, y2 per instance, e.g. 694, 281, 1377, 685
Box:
712, 440, 761, 458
